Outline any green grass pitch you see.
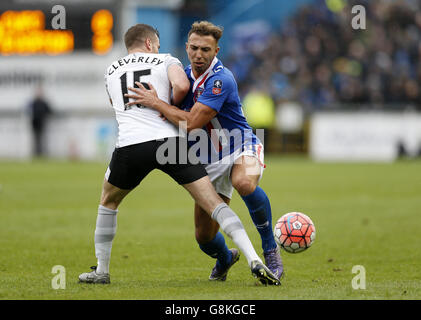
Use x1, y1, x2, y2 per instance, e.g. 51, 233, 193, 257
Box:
0, 156, 420, 300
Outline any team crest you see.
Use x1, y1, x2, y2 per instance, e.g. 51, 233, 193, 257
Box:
212, 80, 222, 95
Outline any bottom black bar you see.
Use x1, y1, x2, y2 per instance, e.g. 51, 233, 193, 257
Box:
1, 300, 418, 318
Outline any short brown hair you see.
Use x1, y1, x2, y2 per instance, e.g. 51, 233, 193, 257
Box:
124, 24, 159, 50
188, 21, 223, 42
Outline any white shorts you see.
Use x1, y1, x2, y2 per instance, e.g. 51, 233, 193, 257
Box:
205, 143, 265, 199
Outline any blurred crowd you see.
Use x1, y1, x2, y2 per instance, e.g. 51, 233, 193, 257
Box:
228, 0, 421, 113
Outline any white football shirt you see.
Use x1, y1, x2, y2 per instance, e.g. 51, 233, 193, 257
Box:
105, 52, 182, 147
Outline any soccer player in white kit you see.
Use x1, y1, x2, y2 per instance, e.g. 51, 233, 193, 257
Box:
78, 24, 279, 286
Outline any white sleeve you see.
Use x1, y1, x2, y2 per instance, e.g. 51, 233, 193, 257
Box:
164, 54, 183, 71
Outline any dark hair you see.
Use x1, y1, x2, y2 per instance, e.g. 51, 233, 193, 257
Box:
188, 21, 223, 42
124, 24, 160, 50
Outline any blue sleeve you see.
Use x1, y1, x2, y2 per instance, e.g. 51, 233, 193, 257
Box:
197, 75, 233, 112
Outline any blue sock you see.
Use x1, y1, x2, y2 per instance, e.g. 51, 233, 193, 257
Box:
241, 186, 277, 252
198, 232, 232, 268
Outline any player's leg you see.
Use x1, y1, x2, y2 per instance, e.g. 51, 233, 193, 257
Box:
194, 197, 240, 281
183, 176, 279, 285
159, 137, 279, 285
95, 179, 131, 273
183, 177, 257, 264
193, 159, 238, 280
79, 179, 131, 284
231, 155, 276, 251
231, 155, 283, 279
80, 143, 153, 284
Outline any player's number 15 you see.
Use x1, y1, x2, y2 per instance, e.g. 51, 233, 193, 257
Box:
120, 69, 151, 110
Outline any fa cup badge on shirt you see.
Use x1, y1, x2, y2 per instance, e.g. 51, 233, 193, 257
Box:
212, 80, 222, 95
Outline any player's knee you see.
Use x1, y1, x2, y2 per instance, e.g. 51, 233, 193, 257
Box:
232, 177, 257, 196
100, 192, 121, 210
195, 224, 219, 244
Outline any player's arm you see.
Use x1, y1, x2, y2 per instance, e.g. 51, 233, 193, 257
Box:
167, 64, 190, 106
125, 82, 217, 132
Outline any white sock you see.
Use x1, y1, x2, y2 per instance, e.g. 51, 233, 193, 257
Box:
94, 205, 118, 274
211, 203, 262, 267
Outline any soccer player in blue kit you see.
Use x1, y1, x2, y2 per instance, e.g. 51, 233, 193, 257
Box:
125, 21, 283, 281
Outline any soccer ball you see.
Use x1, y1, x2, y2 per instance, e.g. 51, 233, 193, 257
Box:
274, 212, 316, 253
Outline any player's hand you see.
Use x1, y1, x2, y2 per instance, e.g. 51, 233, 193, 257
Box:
159, 112, 167, 121
124, 82, 159, 109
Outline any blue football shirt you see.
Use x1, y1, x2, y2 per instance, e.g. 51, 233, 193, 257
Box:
181, 58, 261, 164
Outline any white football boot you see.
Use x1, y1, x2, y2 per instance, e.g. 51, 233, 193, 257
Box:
78, 266, 110, 284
